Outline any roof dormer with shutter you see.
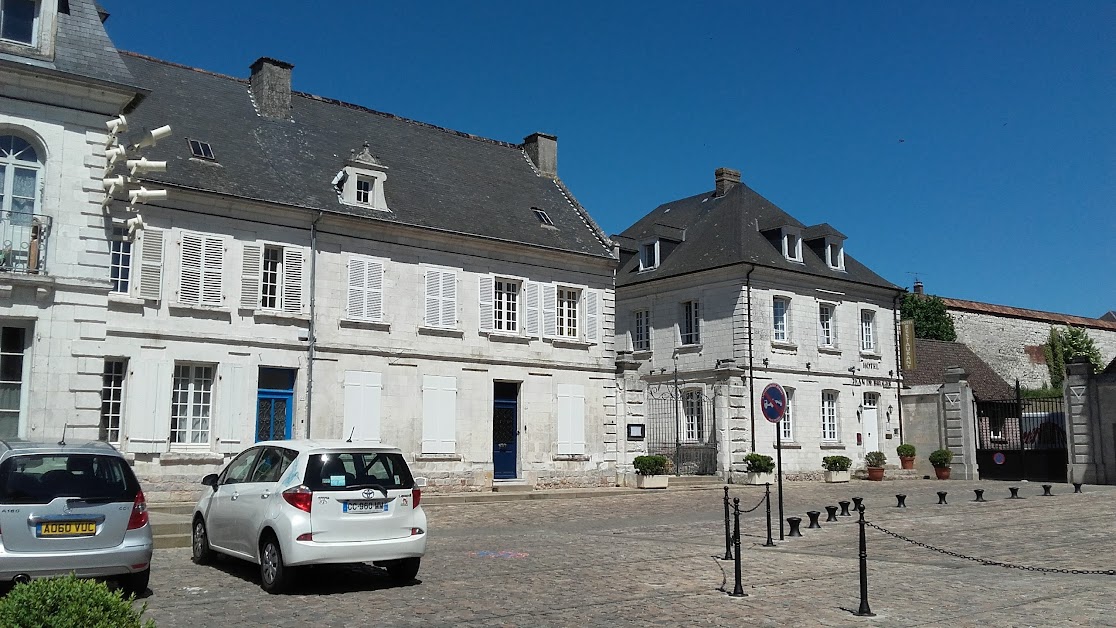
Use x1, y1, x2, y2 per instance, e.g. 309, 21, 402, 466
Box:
333, 142, 390, 212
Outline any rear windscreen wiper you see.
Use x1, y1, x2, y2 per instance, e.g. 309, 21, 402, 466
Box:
345, 484, 388, 497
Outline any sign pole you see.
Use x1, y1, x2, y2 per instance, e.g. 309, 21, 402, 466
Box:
776, 420, 784, 540
760, 382, 788, 542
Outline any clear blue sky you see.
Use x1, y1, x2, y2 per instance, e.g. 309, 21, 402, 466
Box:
103, 1, 1114, 318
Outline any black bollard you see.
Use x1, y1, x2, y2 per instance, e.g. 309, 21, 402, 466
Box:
807, 510, 822, 529
852, 496, 864, 511
825, 505, 839, 522
763, 483, 776, 547
731, 498, 745, 597
1008, 487, 1023, 499
1042, 484, 1053, 496
723, 486, 733, 561
973, 489, 986, 502
1074, 483, 1083, 494
937, 491, 948, 505
839, 500, 852, 516
855, 505, 875, 617
895, 494, 907, 508
787, 517, 803, 537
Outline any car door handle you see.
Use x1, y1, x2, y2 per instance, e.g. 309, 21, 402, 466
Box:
261, 492, 270, 499
231, 491, 239, 501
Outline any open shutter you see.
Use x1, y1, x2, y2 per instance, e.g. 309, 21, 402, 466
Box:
584, 290, 599, 343
217, 364, 246, 453
240, 243, 262, 309
136, 228, 164, 301
542, 283, 557, 338
556, 384, 586, 455
421, 375, 457, 453
343, 371, 382, 443
478, 276, 495, 332
128, 360, 170, 453
282, 247, 304, 313
366, 260, 383, 320
441, 270, 456, 328
201, 236, 224, 306
524, 281, 541, 337
179, 233, 203, 305
424, 270, 440, 327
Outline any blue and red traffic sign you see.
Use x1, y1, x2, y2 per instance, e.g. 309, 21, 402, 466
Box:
761, 383, 787, 424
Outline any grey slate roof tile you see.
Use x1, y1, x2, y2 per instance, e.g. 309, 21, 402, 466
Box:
51, 0, 135, 86
904, 339, 1014, 400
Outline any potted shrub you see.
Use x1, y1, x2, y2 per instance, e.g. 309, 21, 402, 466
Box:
865, 451, 887, 481
633, 454, 670, 489
929, 448, 954, 480
821, 455, 852, 483
742, 453, 775, 485
896, 444, 916, 470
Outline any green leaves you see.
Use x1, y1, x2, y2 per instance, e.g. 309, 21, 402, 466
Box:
1044, 326, 1103, 388
0, 574, 156, 628
900, 293, 957, 341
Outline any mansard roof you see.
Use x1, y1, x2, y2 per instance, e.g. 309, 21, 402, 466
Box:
118, 53, 613, 259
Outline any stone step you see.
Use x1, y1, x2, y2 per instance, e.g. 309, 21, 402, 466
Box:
490, 481, 533, 493
668, 475, 725, 487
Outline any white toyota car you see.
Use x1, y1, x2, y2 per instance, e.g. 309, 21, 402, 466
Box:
191, 440, 427, 593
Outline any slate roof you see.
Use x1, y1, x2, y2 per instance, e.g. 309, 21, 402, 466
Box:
941, 297, 1116, 332
904, 339, 1014, 400
117, 53, 612, 260
615, 181, 898, 289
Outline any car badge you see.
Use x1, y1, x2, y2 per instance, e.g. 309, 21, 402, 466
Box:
362, 489, 376, 499
62, 503, 71, 515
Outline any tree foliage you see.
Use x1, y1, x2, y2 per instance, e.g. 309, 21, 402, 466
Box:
1044, 326, 1103, 388
900, 293, 957, 341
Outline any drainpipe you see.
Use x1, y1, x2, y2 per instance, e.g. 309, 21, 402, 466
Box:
893, 290, 903, 444
745, 265, 756, 451
305, 211, 324, 438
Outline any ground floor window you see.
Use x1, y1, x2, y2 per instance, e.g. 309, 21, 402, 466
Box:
171, 363, 214, 446
100, 359, 126, 442
0, 326, 26, 439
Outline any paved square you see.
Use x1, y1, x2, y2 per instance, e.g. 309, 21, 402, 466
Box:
141, 480, 1116, 627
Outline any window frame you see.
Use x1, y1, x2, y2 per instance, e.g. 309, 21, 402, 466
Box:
0, 325, 27, 440
100, 359, 126, 443
680, 300, 701, 346
187, 139, 215, 161
821, 390, 839, 442
780, 387, 794, 442
682, 389, 705, 442
632, 309, 651, 352
556, 286, 580, 339
860, 309, 876, 353
818, 302, 837, 349
638, 240, 660, 271
0, 0, 38, 47
109, 226, 132, 294
493, 277, 521, 334
169, 362, 215, 450
424, 267, 458, 329
345, 254, 385, 322
772, 296, 791, 343
782, 230, 802, 262
260, 245, 283, 310
826, 240, 845, 270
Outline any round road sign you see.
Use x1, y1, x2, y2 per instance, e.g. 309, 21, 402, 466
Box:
993, 452, 1006, 465
761, 383, 787, 424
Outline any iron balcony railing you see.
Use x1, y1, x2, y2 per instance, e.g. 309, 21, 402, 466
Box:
0, 211, 51, 275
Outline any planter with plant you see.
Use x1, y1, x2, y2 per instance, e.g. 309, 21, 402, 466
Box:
821, 455, 852, 483
929, 448, 954, 480
742, 453, 776, 485
865, 450, 887, 481
896, 443, 916, 470
633, 454, 670, 489
0, 574, 156, 628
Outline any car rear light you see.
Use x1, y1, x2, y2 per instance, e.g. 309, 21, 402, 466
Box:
296, 533, 313, 542
127, 490, 149, 530
282, 485, 313, 513
412, 488, 421, 509
411, 527, 424, 536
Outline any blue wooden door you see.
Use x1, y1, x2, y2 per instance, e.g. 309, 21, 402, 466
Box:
492, 398, 518, 479
255, 392, 293, 442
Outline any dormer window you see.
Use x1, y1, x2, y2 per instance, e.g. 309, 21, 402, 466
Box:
335, 142, 390, 212
782, 231, 802, 262
826, 240, 845, 271
639, 240, 660, 271
356, 176, 374, 204
0, 0, 36, 46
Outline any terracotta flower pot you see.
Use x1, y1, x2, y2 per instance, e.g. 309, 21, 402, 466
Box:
934, 466, 951, 480
867, 467, 885, 481
900, 456, 915, 470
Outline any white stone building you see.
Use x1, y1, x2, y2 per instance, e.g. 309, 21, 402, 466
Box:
614, 168, 903, 477
1, 1, 618, 498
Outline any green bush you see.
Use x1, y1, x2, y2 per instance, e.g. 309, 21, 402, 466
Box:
633, 454, 669, 476
743, 453, 775, 473
896, 444, 916, 458
929, 448, 954, 468
821, 455, 852, 472
0, 574, 155, 628
865, 451, 887, 468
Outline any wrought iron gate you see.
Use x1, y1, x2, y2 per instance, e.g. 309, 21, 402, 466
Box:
975, 392, 1066, 483
646, 384, 717, 475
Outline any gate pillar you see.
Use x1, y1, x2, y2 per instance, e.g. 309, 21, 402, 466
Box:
616, 351, 647, 487
714, 359, 748, 481
940, 367, 979, 480
1064, 358, 1099, 485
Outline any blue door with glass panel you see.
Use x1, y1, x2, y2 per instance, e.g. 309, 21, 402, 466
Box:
492, 383, 519, 479
256, 368, 295, 441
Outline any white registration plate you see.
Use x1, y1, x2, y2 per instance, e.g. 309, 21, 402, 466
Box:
344, 500, 388, 514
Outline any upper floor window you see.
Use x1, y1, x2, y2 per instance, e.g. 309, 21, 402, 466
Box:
335, 142, 390, 212
0, 134, 41, 225
110, 226, 132, 294
179, 232, 225, 307
826, 241, 845, 270
493, 278, 520, 333
632, 309, 650, 352
557, 287, 580, 338
680, 300, 701, 345
0, 0, 36, 46
780, 387, 795, 442
639, 240, 659, 271
424, 268, 457, 329
782, 231, 802, 262
821, 390, 839, 441
818, 303, 837, 348
355, 176, 374, 204
772, 297, 791, 343
860, 309, 876, 352
345, 255, 384, 322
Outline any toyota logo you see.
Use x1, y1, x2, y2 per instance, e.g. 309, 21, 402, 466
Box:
362, 489, 377, 499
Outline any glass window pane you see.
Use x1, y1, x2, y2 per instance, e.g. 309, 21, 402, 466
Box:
1, 0, 35, 44
1, 327, 24, 353
0, 382, 20, 410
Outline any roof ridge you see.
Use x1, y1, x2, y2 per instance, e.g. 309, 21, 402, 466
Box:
120, 50, 247, 84
941, 296, 1116, 330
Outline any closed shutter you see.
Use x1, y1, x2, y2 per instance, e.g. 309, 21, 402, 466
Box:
217, 364, 246, 453
478, 275, 495, 332
557, 384, 586, 455
424, 270, 440, 327
346, 256, 384, 321
201, 236, 224, 306
525, 281, 541, 337
343, 371, 382, 442
542, 283, 557, 338
421, 375, 457, 453
241, 243, 262, 309
441, 270, 456, 328
282, 247, 304, 313
584, 290, 599, 343
425, 269, 456, 328
137, 228, 164, 301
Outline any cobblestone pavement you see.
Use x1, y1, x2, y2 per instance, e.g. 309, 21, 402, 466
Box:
139, 480, 1116, 627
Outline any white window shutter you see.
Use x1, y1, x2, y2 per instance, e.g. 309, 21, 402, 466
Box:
584, 290, 599, 343
137, 228, 164, 301
127, 360, 171, 453
542, 283, 557, 338
441, 271, 456, 328
424, 270, 440, 327
217, 364, 246, 453
201, 236, 224, 306
347, 256, 368, 319
282, 247, 304, 313
478, 275, 495, 332
556, 384, 586, 455
525, 281, 541, 337
421, 375, 457, 453
179, 232, 203, 305
241, 243, 262, 309
343, 371, 382, 443
367, 260, 383, 321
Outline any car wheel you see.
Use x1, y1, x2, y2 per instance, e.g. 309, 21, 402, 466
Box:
123, 568, 150, 598
259, 535, 290, 594
192, 517, 213, 565
386, 557, 420, 583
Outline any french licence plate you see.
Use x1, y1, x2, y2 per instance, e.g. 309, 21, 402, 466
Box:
38, 521, 97, 537
344, 500, 387, 514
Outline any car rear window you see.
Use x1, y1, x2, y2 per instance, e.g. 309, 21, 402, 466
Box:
304, 452, 414, 491
0, 454, 140, 504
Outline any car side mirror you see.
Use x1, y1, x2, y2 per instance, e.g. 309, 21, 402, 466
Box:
414, 476, 427, 488
201, 473, 219, 489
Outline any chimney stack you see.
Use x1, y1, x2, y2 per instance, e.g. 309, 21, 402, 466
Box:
249, 57, 294, 120
523, 133, 557, 179
913, 279, 924, 295
715, 167, 740, 197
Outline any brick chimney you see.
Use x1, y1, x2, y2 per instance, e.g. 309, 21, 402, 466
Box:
913, 279, 924, 295
523, 133, 557, 179
715, 167, 740, 197
249, 57, 294, 120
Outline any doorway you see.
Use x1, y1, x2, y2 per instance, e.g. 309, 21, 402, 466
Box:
256, 367, 295, 441
862, 392, 879, 454
492, 382, 519, 480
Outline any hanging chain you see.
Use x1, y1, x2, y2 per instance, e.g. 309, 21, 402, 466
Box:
864, 521, 1116, 576
735, 492, 768, 515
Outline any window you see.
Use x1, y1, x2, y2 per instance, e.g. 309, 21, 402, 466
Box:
632, 309, 650, 352
345, 255, 384, 321
818, 303, 836, 348
424, 269, 457, 328
100, 360, 125, 442
827, 242, 844, 270
557, 287, 579, 338
683, 390, 705, 441
421, 375, 457, 454
0, 326, 25, 439
780, 387, 794, 442
556, 384, 586, 455
821, 390, 838, 441
782, 231, 802, 262
219, 448, 259, 485
170, 364, 214, 447
639, 240, 659, 271
0, 134, 41, 228
187, 139, 215, 160
110, 227, 132, 294
494, 278, 520, 333
533, 208, 554, 226
247, 447, 297, 483
772, 297, 790, 342
681, 300, 701, 345
860, 310, 876, 352
179, 232, 224, 307
255, 245, 306, 313
0, 0, 36, 46
356, 176, 373, 205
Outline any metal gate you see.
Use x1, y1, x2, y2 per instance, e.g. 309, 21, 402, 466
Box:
975, 392, 1066, 483
646, 385, 717, 475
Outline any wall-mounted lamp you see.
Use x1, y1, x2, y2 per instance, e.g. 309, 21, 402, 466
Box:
805, 362, 812, 371
888, 370, 894, 377
857, 404, 863, 421
886, 404, 894, 423
762, 358, 769, 367
848, 366, 857, 373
